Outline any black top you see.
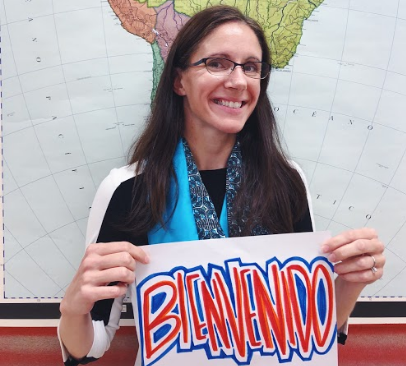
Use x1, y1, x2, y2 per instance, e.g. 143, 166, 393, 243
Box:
97, 168, 313, 246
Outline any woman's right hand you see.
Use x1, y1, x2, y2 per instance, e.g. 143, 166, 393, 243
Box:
60, 241, 149, 317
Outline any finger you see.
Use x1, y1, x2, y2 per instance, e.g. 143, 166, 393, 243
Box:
97, 252, 137, 272
128, 245, 150, 264
85, 267, 136, 287
328, 238, 384, 263
321, 228, 378, 253
83, 282, 129, 302
337, 267, 383, 284
86, 242, 150, 264
334, 254, 385, 275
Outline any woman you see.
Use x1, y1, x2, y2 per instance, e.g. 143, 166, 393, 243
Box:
59, 5, 385, 365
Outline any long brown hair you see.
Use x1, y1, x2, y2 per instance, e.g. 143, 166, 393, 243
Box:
127, 5, 308, 235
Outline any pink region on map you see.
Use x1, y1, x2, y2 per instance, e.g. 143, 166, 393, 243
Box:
155, 1, 190, 60
108, 0, 157, 44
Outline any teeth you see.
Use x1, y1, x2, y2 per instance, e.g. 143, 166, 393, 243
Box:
215, 99, 242, 109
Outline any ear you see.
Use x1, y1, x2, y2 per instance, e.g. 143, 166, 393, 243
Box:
173, 68, 186, 96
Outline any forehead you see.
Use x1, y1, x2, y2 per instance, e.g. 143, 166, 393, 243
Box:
193, 21, 262, 60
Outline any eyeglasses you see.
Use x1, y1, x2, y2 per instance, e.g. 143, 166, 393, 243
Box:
189, 57, 270, 79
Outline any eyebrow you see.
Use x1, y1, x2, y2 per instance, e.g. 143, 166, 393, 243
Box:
207, 53, 262, 62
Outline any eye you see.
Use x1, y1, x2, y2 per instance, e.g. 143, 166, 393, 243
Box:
206, 58, 229, 70
243, 62, 261, 74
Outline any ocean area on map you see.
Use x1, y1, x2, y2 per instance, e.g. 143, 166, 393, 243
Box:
1, 0, 406, 299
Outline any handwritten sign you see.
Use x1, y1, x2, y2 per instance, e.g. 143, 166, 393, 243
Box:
131, 232, 337, 365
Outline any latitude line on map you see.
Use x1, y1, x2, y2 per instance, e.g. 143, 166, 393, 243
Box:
6, 50, 404, 84
313, 213, 352, 229
1, 51, 152, 82
320, 1, 406, 22
3, 102, 149, 137
6, 99, 404, 139
4, 67, 405, 105
344, 6, 404, 20
54, 283, 70, 298
276, 104, 406, 134
372, 264, 406, 297
291, 158, 406, 198
0, 4, 109, 27
293, 53, 406, 79
3, 226, 27, 267
3, 216, 69, 298
369, 246, 406, 297
3, 214, 86, 298
5, 218, 86, 269
387, 220, 406, 248
4, 271, 36, 298
4, 154, 127, 195
3, 69, 152, 97
2, 41, 404, 89
3, 187, 78, 293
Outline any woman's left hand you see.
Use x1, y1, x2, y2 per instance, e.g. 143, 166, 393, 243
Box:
321, 228, 385, 284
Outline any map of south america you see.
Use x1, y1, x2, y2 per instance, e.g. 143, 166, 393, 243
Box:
3, 0, 406, 301
108, 0, 324, 98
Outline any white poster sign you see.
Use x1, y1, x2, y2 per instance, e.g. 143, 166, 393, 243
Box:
132, 231, 337, 366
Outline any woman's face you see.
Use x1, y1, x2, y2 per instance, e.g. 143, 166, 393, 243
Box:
174, 21, 262, 140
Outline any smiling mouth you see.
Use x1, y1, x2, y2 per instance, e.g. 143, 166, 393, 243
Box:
214, 99, 245, 109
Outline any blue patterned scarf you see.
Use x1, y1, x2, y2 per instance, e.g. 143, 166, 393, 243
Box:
148, 138, 269, 244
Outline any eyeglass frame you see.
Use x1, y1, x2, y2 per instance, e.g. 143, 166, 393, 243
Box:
188, 57, 271, 80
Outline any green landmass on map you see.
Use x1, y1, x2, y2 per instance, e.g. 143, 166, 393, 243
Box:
108, 0, 324, 100
172, 0, 323, 69
151, 41, 165, 102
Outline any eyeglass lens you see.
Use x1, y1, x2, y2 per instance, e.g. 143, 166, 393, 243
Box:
205, 58, 268, 79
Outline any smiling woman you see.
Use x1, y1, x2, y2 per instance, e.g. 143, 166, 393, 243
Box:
173, 21, 262, 153
57, 5, 385, 366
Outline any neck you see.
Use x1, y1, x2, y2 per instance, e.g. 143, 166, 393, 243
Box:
183, 132, 236, 170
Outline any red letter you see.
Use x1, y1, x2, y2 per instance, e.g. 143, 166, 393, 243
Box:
143, 281, 181, 360
176, 271, 190, 347
201, 280, 231, 352
186, 273, 207, 342
240, 269, 261, 348
252, 266, 287, 355
215, 271, 247, 359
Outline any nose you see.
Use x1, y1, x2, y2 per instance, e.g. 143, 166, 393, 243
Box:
224, 66, 247, 90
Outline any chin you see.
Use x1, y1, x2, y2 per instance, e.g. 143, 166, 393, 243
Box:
225, 125, 246, 135
217, 121, 247, 135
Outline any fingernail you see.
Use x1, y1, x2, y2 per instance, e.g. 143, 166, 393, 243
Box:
328, 253, 337, 262
321, 245, 330, 253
